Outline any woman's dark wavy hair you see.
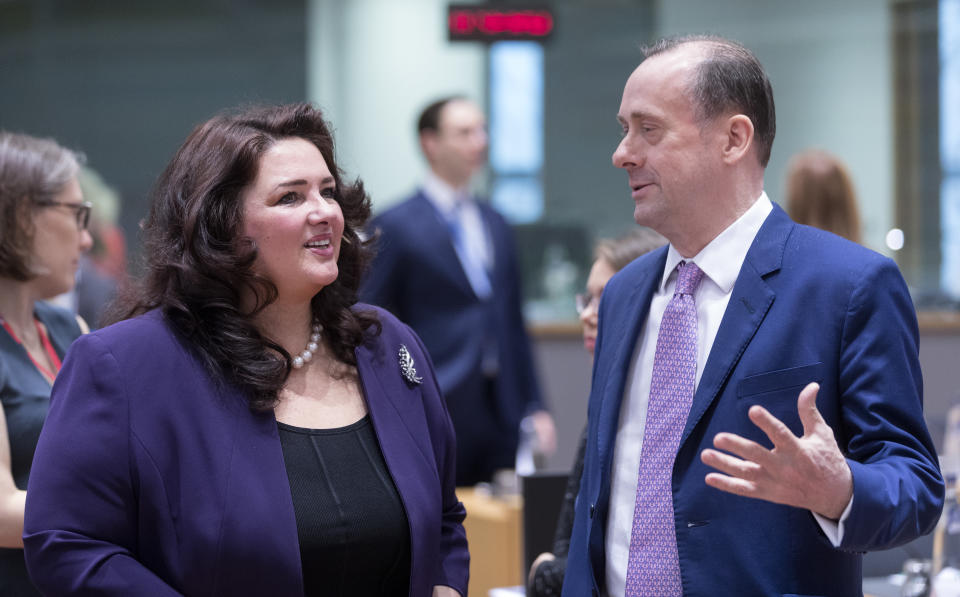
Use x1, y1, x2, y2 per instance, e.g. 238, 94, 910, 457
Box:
110, 103, 380, 411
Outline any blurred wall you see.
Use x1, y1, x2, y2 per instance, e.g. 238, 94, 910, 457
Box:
658, 0, 894, 253
540, 0, 656, 241
307, 0, 487, 209
0, 1, 308, 262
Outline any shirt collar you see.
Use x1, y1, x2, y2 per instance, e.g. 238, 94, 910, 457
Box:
659, 191, 774, 293
422, 171, 470, 217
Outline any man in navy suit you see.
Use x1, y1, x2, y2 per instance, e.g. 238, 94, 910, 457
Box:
563, 35, 944, 596
362, 97, 555, 487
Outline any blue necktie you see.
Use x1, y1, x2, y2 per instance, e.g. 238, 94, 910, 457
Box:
446, 200, 492, 300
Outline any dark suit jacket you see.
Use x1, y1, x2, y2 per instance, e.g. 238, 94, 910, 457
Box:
361, 190, 542, 438
563, 205, 944, 597
23, 306, 469, 597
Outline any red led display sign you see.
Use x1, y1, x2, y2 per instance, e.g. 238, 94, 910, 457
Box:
447, 5, 554, 42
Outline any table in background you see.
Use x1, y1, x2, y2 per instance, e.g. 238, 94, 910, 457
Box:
457, 488, 524, 597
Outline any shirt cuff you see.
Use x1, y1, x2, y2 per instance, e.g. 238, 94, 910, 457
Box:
812, 493, 854, 547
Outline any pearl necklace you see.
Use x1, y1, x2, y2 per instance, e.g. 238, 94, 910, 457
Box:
291, 319, 322, 369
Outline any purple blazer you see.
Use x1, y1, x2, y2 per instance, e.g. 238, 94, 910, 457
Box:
23, 306, 469, 596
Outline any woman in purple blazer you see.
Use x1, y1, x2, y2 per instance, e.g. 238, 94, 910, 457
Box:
23, 104, 469, 596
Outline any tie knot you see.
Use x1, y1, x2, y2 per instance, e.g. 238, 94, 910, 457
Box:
675, 261, 705, 296
454, 191, 471, 207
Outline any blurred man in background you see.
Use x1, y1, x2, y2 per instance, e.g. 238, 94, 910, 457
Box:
362, 96, 555, 487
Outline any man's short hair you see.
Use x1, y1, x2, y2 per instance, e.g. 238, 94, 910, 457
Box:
416, 96, 466, 136
642, 35, 776, 168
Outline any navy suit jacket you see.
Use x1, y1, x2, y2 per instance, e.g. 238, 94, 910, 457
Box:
563, 205, 944, 597
361, 190, 542, 433
23, 306, 469, 597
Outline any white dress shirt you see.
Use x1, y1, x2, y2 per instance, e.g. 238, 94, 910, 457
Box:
604, 193, 852, 595
421, 171, 492, 270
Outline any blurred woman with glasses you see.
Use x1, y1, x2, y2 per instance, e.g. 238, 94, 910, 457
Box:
529, 227, 664, 597
0, 131, 92, 595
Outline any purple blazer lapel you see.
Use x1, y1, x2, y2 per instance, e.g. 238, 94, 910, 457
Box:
355, 339, 439, 592
204, 389, 304, 595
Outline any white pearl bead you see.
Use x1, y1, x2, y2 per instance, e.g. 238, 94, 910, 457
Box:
291, 318, 322, 370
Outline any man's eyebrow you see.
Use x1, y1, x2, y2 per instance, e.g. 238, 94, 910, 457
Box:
623, 111, 655, 121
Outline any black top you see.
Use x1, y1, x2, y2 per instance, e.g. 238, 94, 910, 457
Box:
0, 302, 82, 597
528, 427, 587, 597
278, 415, 411, 597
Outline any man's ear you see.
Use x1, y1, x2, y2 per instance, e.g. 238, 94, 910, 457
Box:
721, 114, 754, 165
420, 131, 438, 162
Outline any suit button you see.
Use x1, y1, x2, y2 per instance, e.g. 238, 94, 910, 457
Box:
589, 503, 596, 518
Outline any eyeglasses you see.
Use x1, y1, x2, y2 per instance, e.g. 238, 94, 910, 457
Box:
575, 292, 600, 315
37, 201, 93, 230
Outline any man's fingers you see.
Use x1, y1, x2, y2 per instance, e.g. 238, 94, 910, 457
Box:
704, 472, 759, 497
700, 448, 763, 480
711, 432, 772, 467
748, 405, 798, 448
797, 382, 824, 436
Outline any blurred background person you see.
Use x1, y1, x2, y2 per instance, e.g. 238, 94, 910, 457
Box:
785, 148, 863, 244
74, 167, 127, 329
47, 167, 129, 328
44, 167, 128, 329
578, 230, 668, 355
362, 96, 555, 487
527, 227, 665, 597
0, 131, 92, 596
23, 104, 468, 597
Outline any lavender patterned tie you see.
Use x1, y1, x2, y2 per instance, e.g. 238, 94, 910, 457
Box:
625, 261, 705, 596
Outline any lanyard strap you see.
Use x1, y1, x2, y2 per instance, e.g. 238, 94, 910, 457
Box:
0, 316, 62, 382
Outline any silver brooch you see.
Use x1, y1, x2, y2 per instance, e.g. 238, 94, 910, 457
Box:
398, 344, 422, 385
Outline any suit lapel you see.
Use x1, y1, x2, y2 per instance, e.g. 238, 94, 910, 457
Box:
413, 192, 478, 297
596, 252, 665, 477
680, 206, 792, 446
354, 339, 433, 573
477, 201, 499, 271
217, 392, 304, 596
355, 339, 433, 480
